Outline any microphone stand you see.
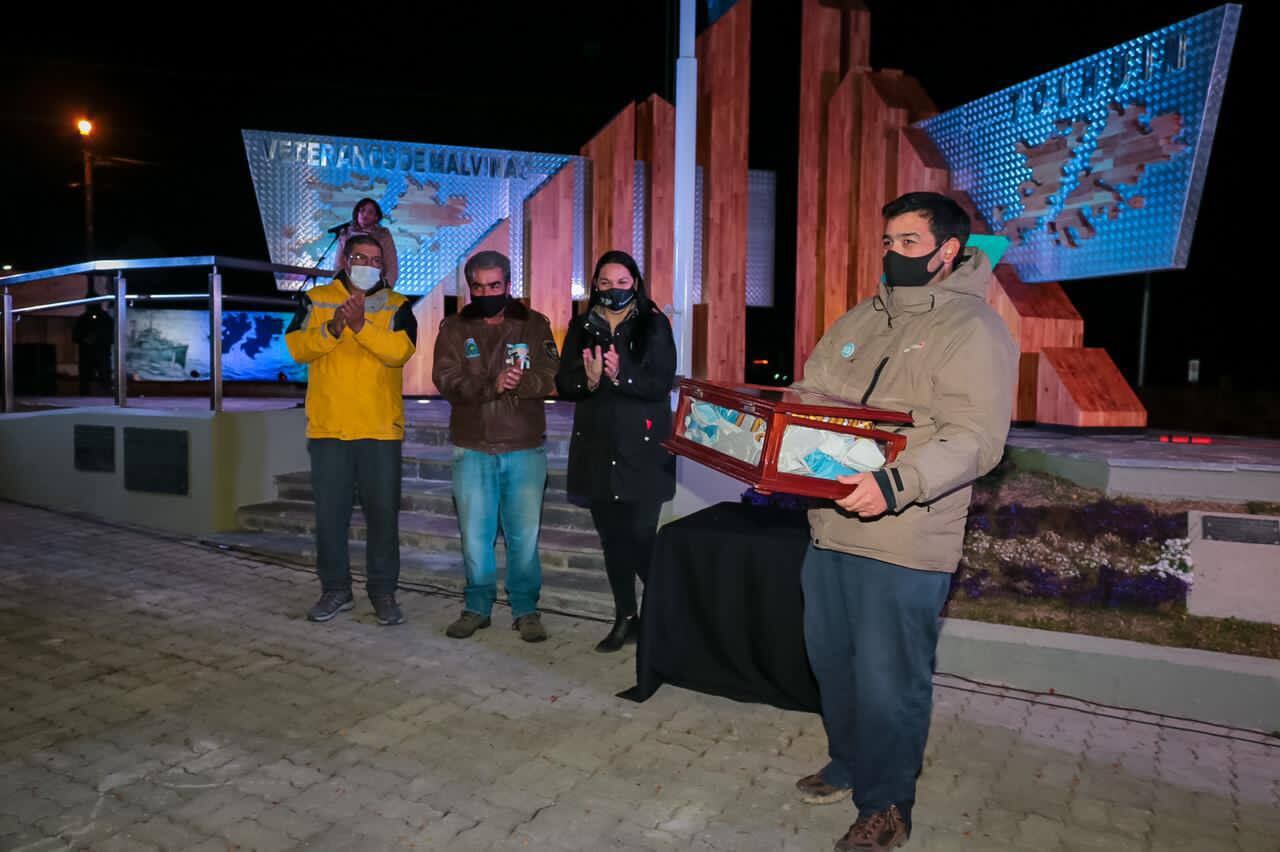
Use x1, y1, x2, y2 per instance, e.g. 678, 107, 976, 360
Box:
304, 227, 345, 291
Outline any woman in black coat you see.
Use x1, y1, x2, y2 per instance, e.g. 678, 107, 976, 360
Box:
556, 250, 677, 652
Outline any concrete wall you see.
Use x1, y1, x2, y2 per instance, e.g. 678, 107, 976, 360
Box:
1187, 509, 1280, 625
1006, 444, 1280, 504
212, 408, 309, 530
1003, 446, 1110, 492
939, 618, 1280, 732
0, 407, 308, 535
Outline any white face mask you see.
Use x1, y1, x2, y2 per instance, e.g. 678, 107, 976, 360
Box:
348, 265, 381, 291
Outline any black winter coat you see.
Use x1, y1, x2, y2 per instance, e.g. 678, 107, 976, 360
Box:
555, 303, 677, 504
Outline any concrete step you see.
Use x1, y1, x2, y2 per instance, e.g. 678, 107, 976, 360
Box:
403, 423, 574, 457
203, 530, 616, 619
236, 501, 605, 575
399, 443, 569, 491
273, 472, 594, 533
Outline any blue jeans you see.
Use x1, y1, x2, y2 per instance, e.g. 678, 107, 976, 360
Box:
452, 447, 547, 618
801, 544, 951, 826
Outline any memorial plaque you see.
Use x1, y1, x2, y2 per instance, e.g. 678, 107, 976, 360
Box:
124, 428, 189, 496
1202, 515, 1280, 546
73, 425, 115, 473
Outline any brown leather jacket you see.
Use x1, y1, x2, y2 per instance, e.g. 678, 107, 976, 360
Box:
432, 299, 559, 453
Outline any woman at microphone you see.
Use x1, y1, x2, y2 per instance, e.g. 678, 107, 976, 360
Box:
337, 198, 399, 287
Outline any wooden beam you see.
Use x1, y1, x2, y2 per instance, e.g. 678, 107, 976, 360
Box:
523, 164, 577, 352
794, 0, 870, 378
580, 104, 636, 265
1037, 347, 1147, 428
636, 95, 676, 314
696, 0, 752, 383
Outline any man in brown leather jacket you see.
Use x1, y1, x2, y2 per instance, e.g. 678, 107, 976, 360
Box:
432, 251, 559, 642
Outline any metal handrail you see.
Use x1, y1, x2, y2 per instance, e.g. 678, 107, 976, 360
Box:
0, 256, 334, 287
1, 256, 337, 414
14, 294, 302, 315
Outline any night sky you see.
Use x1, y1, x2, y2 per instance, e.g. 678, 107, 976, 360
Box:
2, 1, 1270, 413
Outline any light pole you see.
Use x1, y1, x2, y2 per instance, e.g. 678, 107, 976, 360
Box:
672, 0, 697, 378
77, 118, 95, 260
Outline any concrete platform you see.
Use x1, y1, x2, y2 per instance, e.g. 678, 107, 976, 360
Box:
1006, 428, 1280, 503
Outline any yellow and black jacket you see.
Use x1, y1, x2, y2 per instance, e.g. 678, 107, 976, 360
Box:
285, 275, 417, 441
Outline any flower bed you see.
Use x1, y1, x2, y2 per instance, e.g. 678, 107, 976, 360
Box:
741, 487, 1195, 611
956, 527, 1193, 609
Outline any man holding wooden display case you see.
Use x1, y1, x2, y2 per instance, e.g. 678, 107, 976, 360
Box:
794, 192, 1017, 851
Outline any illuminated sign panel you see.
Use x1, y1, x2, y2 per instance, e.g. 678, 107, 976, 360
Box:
917, 5, 1239, 282
242, 130, 586, 296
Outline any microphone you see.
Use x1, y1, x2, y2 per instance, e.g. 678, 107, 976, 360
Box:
326, 222, 350, 235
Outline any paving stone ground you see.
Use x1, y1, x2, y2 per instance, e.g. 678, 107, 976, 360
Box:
1, 501, 1277, 851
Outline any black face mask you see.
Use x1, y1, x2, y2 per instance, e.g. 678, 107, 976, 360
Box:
471, 293, 507, 318
593, 287, 636, 311
883, 244, 945, 288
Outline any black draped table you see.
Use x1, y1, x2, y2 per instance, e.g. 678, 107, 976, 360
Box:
621, 501, 822, 713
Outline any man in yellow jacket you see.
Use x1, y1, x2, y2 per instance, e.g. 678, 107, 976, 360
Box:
285, 234, 417, 626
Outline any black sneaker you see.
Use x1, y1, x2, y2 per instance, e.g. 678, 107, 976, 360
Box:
307, 591, 354, 622
370, 594, 405, 626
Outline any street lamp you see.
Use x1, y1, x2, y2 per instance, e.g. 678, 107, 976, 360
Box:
77, 117, 94, 259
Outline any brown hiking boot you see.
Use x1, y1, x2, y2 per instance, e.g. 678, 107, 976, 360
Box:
446, 611, 491, 639
796, 771, 852, 805
513, 612, 547, 643
835, 805, 909, 851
